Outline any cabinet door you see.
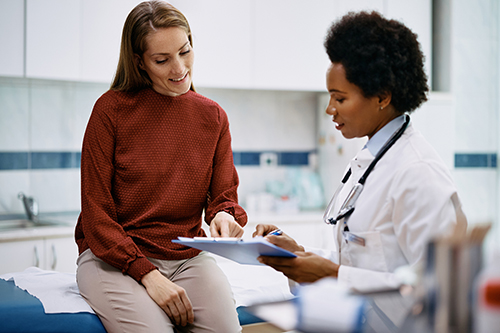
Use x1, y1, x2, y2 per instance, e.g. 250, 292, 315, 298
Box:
252, 0, 337, 91
45, 237, 79, 273
25, 0, 81, 80
385, 0, 432, 86
170, 0, 253, 89
0, 239, 45, 275
0, 0, 24, 77
80, 0, 143, 83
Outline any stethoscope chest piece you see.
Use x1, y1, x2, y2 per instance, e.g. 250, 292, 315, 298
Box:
322, 114, 410, 232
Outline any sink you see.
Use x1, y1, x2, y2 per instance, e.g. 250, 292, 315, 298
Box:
0, 219, 68, 231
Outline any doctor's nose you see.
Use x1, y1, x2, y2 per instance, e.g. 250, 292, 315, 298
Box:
326, 102, 337, 116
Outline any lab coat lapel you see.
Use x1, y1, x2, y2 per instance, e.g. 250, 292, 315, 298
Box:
333, 148, 375, 262
349, 148, 375, 183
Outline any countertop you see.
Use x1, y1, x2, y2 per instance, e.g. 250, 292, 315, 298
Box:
0, 212, 79, 242
0, 210, 325, 242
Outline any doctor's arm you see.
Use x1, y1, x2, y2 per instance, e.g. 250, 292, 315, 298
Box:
258, 252, 339, 283
254, 224, 337, 282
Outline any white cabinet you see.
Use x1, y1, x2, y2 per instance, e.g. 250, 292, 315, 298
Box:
0, 239, 45, 274
252, 0, 336, 91
0, 0, 25, 77
44, 236, 79, 273
24, 0, 141, 83
2, 0, 432, 89
0, 235, 78, 275
170, 0, 253, 89
385, 0, 433, 86
25, 0, 81, 81
172, 0, 430, 91
80, 0, 143, 83
172, 0, 333, 91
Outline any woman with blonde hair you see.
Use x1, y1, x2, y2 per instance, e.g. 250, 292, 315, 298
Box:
75, 1, 246, 332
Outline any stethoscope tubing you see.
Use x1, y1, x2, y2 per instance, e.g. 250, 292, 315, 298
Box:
323, 114, 411, 226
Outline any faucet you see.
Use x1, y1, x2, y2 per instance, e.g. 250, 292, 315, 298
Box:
18, 192, 39, 222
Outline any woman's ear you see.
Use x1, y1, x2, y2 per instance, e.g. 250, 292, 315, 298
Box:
134, 54, 144, 70
378, 91, 392, 110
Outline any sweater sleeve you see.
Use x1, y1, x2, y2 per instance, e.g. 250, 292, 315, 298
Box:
78, 94, 156, 282
204, 107, 247, 227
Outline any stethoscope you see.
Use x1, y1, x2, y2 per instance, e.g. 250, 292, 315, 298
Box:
322, 114, 411, 255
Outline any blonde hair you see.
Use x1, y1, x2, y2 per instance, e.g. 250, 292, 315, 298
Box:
111, 0, 195, 92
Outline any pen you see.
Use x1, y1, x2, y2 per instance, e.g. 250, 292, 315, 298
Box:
268, 229, 283, 236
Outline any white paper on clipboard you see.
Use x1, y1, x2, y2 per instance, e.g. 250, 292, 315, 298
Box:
172, 237, 297, 265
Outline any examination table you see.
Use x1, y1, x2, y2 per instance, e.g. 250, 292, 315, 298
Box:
0, 273, 265, 333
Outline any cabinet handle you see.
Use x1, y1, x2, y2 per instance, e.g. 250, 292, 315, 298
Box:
33, 245, 39, 267
51, 244, 57, 270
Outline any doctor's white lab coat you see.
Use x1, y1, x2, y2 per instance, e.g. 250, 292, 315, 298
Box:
309, 124, 467, 293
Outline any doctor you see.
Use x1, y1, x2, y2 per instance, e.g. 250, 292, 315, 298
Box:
254, 11, 467, 327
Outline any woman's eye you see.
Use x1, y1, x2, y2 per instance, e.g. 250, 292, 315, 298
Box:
155, 59, 167, 64
336, 98, 345, 103
180, 49, 191, 56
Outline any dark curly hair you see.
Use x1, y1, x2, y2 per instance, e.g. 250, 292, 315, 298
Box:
324, 11, 428, 113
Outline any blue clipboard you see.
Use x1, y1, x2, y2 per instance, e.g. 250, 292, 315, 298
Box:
172, 237, 297, 265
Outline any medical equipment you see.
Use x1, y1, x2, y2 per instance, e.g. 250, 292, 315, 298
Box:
323, 114, 411, 229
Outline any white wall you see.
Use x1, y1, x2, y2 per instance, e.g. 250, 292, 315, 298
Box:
449, 0, 499, 251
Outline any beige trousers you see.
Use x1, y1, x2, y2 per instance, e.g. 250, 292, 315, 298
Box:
76, 249, 241, 333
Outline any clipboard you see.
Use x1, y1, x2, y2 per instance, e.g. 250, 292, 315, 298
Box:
172, 237, 297, 265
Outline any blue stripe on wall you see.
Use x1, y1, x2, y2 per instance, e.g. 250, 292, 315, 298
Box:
0, 151, 313, 170
0, 152, 28, 170
1, 151, 497, 170
454, 153, 497, 168
31, 152, 81, 169
0, 152, 81, 170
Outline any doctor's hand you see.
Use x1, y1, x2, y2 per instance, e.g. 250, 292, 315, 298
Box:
253, 224, 304, 253
141, 269, 194, 326
258, 252, 339, 283
209, 211, 244, 238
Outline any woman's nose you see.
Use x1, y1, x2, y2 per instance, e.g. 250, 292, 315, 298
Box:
171, 57, 185, 74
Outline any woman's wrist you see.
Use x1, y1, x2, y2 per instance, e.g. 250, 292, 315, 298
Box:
141, 269, 161, 288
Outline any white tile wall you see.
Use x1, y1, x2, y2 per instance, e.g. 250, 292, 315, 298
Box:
0, 78, 107, 214
432, 0, 499, 231
197, 88, 318, 151
0, 78, 30, 151
197, 87, 320, 208
0, 171, 30, 213
0, 80, 320, 215
449, 0, 499, 250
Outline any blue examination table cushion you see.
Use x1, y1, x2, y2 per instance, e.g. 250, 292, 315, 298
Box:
0, 279, 106, 333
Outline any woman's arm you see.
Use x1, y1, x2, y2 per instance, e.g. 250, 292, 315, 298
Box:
77, 94, 156, 281
141, 270, 194, 326
204, 108, 247, 234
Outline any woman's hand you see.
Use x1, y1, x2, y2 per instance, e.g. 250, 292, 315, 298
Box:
209, 211, 244, 237
141, 269, 194, 326
253, 224, 304, 253
258, 252, 339, 283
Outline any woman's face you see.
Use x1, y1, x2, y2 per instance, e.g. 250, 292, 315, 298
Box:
138, 27, 194, 96
325, 63, 393, 139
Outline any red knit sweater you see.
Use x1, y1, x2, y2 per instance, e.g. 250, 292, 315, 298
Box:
75, 88, 247, 281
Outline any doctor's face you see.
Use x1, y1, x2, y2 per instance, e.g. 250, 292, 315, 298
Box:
138, 27, 194, 97
325, 63, 387, 140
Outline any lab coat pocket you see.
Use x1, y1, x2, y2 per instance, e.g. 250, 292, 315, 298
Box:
343, 231, 388, 272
